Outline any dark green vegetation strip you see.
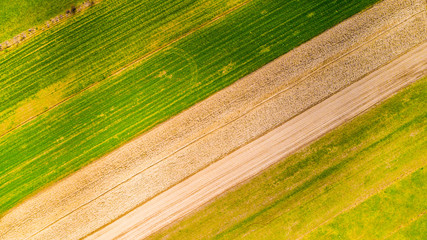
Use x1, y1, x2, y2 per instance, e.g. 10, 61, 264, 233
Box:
0, 0, 379, 215
0, 0, 83, 42
148, 78, 427, 239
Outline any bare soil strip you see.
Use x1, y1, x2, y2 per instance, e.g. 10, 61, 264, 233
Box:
0, 0, 425, 239
87, 43, 427, 239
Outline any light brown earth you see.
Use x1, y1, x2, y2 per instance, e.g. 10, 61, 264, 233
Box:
86, 43, 427, 239
0, 0, 426, 239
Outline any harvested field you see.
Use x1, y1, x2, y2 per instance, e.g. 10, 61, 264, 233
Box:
1, 0, 425, 239
0, 0, 380, 216
101, 62, 427, 239
148, 73, 427, 238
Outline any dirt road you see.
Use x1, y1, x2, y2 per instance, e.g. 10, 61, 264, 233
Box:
1, 0, 425, 239
85, 42, 427, 239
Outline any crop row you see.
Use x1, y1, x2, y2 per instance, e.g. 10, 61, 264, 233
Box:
0, 0, 379, 215
0, 0, 83, 43
0, 0, 249, 133
149, 78, 427, 239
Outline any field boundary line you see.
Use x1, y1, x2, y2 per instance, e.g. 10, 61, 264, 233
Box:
22, 9, 426, 237
265, 10, 426, 105
24, 13, 427, 239
83, 41, 427, 240
3, 0, 424, 237
91, 14, 427, 225
383, 211, 426, 240
0, 0, 254, 139
86, 43, 427, 239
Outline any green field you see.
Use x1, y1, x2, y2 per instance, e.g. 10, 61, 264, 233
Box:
306, 169, 426, 239
0, 0, 379, 215
0, 0, 83, 43
148, 78, 427, 239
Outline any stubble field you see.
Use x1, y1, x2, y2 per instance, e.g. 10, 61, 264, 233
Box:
0, 0, 380, 216
148, 77, 427, 240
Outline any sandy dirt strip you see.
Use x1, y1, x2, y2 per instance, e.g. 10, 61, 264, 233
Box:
87, 42, 427, 239
0, 0, 426, 239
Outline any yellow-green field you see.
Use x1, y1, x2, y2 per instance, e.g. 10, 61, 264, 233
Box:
0, 0, 83, 43
148, 77, 427, 239
0, 0, 381, 217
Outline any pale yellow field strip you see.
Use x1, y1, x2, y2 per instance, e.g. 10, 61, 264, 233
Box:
0, 0, 425, 239
87, 42, 427, 240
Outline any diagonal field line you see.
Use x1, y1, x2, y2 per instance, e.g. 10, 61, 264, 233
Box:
86, 42, 427, 239
0, 0, 254, 139
23, 10, 426, 239
382, 211, 426, 240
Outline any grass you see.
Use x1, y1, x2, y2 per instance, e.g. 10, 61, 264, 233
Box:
148, 77, 427, 239
0, 0, 380, 215
305, 168, 426, 239
0, 0, 83, 43
385, 214, 427, 240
